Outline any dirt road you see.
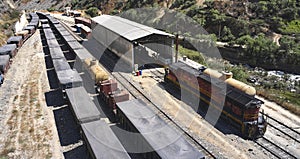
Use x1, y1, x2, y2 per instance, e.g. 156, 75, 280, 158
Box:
0, 30, 62, 158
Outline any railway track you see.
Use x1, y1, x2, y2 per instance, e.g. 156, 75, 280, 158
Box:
112, 71, 216, 158
150, 68, 300, 159
53, 17, 299, 158
255, 137, 297, 159
261, 112, 300, 143
55, 17, 83, 42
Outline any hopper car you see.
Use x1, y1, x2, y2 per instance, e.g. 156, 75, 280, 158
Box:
64, 86, 131, 159
116, 99, 205, 159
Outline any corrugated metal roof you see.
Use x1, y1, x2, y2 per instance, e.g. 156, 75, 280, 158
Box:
91, 15, 174, 42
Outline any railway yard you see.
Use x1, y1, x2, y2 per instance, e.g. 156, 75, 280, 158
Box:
0, 12, 299, 159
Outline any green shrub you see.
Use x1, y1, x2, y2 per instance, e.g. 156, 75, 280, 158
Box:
280, 20, 300, 34
85, 7, 99, 17
47, 7, 56, 12
9, 10, 20, 19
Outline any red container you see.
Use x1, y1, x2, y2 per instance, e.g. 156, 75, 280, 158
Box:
100, 79, 118, 96
108, 90, 129, 109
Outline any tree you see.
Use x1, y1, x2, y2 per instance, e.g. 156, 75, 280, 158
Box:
85, 7, 99, 17
206, 9, 226, 39
228, 65, 249, 82
221, 26, 235, 42
280, 35, 296, 53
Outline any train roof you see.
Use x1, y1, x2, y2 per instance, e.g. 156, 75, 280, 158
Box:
169, 62, 262, 109
65, 86, 101, 123
74, 48, 94, 61
7, 36, 22, 43
81, 120, 131, 159
170, 62, 226, 89
52, 58, 71, 71
226, 88, 262, 108
44, 30, 56, 40
46, 39, 60, 48
47, 17, 59, 24
117, 99, 205, 159
23, 25, 35, 30
56, 69, 82, 89
42, 24, 50, 29
0, 55, 10, 66
40, 19, 48, 24
63, 35, 77, 42
56, 27, 67, 33
67, 41, 83, 50
27, 22, 38, 28
49, 47, 64, 59
0, 44, 17, 54
58, 30, 71, 36
54, 23, 64, 30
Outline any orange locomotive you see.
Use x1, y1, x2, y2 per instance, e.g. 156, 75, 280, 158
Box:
164, 58, 267, 139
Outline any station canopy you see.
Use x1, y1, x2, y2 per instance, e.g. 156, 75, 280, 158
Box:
90, 15, 175, 67
91, 15, 174, 42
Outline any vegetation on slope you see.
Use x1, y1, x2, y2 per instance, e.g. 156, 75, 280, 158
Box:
0, 9, 20, 45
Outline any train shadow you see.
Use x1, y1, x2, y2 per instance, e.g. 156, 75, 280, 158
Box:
159, 81, 242, 137
63, 144, 90, 159
44, 89, 64, 107
53, 106, 81, 146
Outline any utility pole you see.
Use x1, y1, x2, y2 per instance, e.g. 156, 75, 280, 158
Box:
175, 34, 179, 63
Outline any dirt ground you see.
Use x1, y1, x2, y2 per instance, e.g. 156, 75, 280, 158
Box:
0, 30, 62, 158
130, 69, 300, 159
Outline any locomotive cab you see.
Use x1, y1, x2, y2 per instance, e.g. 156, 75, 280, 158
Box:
243, 101, 267, 139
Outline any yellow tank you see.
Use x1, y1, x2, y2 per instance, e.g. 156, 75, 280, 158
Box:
225, 78, 256, 96
203, 68, 256, 96
84, 58, 92, 68
90, 59, 99, 66
90, 65, 109, 83
203, 68, 223, 79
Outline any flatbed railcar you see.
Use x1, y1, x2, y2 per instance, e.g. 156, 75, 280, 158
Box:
73, 47, 94, 72
23, 25, 36, 34
62, 35, 77, 42
40, 19, 48, 24
42, 24, 51, 29
0, 55, 10, 74
116, 99, 205, 159
49, 47, 65, 60
46, 38, 60, 48
44, 30, 56, 40
164, 59, 267, 139
65, 86, 101, 124
0, 44, 17, 58
81, 120, 131, 159
52, 58, 72, 72
7, 36, 23, 48
56, 69, 83, 90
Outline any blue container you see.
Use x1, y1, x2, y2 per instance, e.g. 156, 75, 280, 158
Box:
139, 70, 142, 75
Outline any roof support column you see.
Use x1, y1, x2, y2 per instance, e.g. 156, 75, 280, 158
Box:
131, 43, 134, 72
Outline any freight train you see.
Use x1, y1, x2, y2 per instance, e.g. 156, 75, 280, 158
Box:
88, 15, 267, 138
164, 57, 267, 139
0, 12, 39, 86
40, 12, 207, 158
